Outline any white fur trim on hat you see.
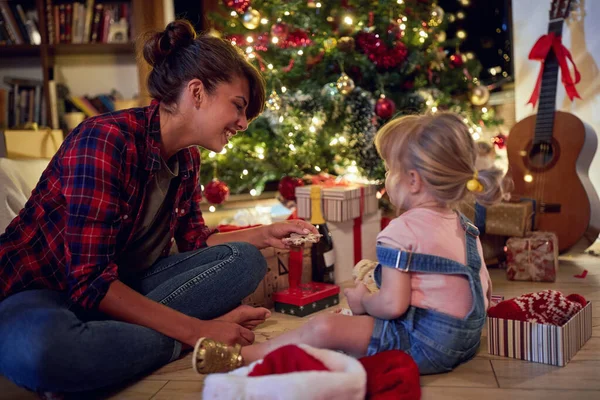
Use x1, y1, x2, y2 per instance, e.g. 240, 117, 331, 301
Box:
202, 344, 366, 400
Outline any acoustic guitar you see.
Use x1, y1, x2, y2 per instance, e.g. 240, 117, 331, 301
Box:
507, 0, 600, 252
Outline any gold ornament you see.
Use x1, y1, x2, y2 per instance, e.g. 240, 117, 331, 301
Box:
266, 90, 282, 111
337, 36, 355, 52
242, 8, 261, 30
470, 85, 490, 106
436, 30, 446, 42
336, 73, 355, 95
430, 5, 445, 26
323, 38, 338, 51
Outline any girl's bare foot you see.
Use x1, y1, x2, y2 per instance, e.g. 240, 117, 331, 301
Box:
217, 305, 271, 330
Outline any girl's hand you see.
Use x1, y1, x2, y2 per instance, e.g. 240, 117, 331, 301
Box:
262, 220, 319, 249
344, 283, 369, 315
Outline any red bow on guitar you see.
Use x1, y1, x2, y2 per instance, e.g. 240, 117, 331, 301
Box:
527, 32, 581, 106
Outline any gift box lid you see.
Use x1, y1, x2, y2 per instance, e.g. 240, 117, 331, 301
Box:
296, 184, 375, 200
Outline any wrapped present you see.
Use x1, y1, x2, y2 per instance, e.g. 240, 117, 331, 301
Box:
296, 184, 378, 223
487, 300, 592, 366
296, 184, 380, 283
457, 199, 535, 237
328, 210, 381, 283
506, 231, 559, 282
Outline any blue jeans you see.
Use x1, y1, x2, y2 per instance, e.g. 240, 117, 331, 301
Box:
0, 242, 267, 393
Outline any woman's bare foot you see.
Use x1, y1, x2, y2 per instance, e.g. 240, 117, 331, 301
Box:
217, 305, 271, 330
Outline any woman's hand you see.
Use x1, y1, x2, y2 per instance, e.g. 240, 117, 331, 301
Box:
261, 220, 319, 249
344, 283, 369, 315
183, 318, 255, 348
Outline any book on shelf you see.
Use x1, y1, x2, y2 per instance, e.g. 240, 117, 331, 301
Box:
0, 1, 41, 46
49, 1, 131, 45
3, 76, 46, 128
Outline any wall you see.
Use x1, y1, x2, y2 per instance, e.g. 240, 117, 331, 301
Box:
512, 0, 600, 241
512, 0, 600, 193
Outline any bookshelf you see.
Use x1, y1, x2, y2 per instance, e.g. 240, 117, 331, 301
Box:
0, 0, 166, 130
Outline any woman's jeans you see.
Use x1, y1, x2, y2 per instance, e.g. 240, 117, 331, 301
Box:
0, 242, 267, 393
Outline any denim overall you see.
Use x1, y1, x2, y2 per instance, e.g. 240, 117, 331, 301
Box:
367, 213, 486, 375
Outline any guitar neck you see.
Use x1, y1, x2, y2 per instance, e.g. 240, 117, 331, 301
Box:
534, 20, 564, 144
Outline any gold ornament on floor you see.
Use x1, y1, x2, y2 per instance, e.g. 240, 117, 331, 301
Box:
336, 73, 355, 95
470, 85, 490, 106
338, 36, 355, 53
266, 90, 282, 111
242, 8, 261, 30
323, 37, 337, 51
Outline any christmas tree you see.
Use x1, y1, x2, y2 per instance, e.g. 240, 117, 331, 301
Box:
202, 0, 503, 201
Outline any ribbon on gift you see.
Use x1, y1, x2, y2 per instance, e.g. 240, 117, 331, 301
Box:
527, 32, 581, 107
353, 187, 365, 265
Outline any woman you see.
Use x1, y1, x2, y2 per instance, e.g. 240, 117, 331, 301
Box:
0, 20, 316, 395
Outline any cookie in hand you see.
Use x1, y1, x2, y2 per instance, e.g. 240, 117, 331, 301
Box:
281, 233, 323, 246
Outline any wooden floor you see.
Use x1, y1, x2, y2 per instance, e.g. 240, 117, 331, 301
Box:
1, 252, 599, 399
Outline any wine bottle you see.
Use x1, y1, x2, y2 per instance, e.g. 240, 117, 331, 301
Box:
310, 186, 335, 283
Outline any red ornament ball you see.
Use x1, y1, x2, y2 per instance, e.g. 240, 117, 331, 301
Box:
375, 97, 396, 119
492, 133, 507, 149
449, 53, 464, 68
270, 23, 289, 40
222, 0, 251, 13
278, 176, 304, 201
204, 179, 230, 204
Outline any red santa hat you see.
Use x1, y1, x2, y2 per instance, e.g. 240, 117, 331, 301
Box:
202, 344, 367, 400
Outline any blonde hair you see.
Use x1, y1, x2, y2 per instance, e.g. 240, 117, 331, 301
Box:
375, 112, 506, 207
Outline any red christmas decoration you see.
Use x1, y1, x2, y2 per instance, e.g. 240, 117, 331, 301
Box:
449, 53, 464, 68
270, 23, 289, 40
356, 32, 408, 70
222, 0, 251, 13
226, 34, 246, 47
375, 97, 396, 119
279, 29, 312, 48
492, 133, 507, 149
204, 179, 230, 204
278, 176, 304, 201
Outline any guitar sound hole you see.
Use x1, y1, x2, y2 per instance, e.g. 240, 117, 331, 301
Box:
528, 142, 555, 168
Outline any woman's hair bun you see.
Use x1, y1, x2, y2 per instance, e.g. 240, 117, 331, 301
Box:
143, 20, 197, 67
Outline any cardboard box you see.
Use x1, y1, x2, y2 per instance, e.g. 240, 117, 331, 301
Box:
487, 301, 593, 366
0, 129, 63, 159
242, 246, 312, 309
296, 184, 378, 222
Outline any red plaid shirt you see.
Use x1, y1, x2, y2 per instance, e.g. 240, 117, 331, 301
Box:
0, 101, 215, 309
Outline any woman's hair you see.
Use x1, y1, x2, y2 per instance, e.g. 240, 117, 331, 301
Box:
142, 19, 266, 121
375, 112, 507, 207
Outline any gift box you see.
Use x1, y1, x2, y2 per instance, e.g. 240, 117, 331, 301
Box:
242, 246, 313, 309
487, 301, 592, 366
296, 184, 378, 223
506, 231, 559, 282
328, 210, 381, 283
457, 199, 535, 238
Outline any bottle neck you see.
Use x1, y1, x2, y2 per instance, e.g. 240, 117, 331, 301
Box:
310, 186, 326, 225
